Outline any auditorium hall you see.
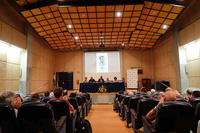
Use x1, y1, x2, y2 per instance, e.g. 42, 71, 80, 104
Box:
0, 0, 200, 133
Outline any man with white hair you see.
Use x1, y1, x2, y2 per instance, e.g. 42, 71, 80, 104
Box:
0, 91, 22, 116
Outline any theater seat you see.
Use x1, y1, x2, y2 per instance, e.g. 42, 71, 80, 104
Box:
119, 95, 126, 119
42, 97, 52, 103
142, 101, 195, 133
81, 95, 87, 118
190, 98, 200, 109
176, 97, 187, 102
125, 96, 143, 128
48, 100, 77, 133
131, 98, 159, 131
18, 102, 66, 133
69, 98, 82, 118
76, 96, 83, 118
0, 103, 19, 133
193, 103, 200, 133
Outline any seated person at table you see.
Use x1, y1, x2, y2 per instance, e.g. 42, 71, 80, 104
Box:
146, 90, 176, 124
83, 76, 88, 83
51, 87, 74, 111
106, 77, 110, 83
98, 76, 104, 83
89, 77, 96, 83
113, 77, 117, 82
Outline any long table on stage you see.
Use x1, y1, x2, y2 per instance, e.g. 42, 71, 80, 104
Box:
79, 82, 125, 93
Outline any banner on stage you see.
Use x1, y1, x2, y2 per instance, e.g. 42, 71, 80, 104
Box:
96, 53, 108, 73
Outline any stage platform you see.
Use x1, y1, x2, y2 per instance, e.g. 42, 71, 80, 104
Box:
89, 93, 116, 104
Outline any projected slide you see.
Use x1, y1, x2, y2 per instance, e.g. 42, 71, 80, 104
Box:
84, 51, 121, 80
96, 53, 108, 73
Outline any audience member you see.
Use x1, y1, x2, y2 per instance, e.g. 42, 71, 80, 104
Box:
128, 91, 134, 96
0, 91, 22, 116
83, 77, 88, 83
113, 77, 117, 82
184, 89, 194, 102
89, 77, 96, 83
141, 87, 147, 93
63, 90, 69, 99
50, 91, 55, 97
31, 93, 41, 101
151, 89, 155, 95
174, 90, 181, 98
51, 87, 74, 111
106, 77, 110, 83
98, 76, 104, 83
146, 91, 176, 123
191, 91, 200, 99
44, 91, 50, 97
165, 87, 172, 92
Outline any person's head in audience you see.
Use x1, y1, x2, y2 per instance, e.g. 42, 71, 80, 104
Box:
141, 87, 147, 93
54, 87, 64, 98
63, 90, 68, 96
128, 91, 134, 96
174, 90, 180, 98
151, 89, 155, 94
164, 91, 177, 101
165, 87, 172, 92
114, 77, 117, 81
31, 93, 40, 100
100, 76, 103, 79
0, 91, 22, 108
91, 77, 93, 79
44, 91, 50, 97
191, 91, 200, 99
186, 89, 193, 96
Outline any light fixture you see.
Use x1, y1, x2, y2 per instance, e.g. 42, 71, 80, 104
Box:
117, 12, 121, 17
162, 25, 168, 29
47, 15, 51, 18
80, 45, 83, 46
122, 43, 124, 46
101, 37, 103, 38
75, 36, 79, 40
68, 25, 72, 28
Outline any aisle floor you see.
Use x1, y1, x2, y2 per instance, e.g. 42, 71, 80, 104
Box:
85, 105, 134, 133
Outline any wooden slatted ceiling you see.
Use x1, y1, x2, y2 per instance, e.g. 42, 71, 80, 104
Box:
21, 1, 184, 51
15, 0, 42, 6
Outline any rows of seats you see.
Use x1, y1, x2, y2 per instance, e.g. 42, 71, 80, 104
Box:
114, 92, 200, 133
0, 92, 92, 133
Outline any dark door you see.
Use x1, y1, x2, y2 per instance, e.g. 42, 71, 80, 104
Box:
57, 72, 73, 90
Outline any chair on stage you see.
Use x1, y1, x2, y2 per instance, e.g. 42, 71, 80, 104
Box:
0, 103, 19, 133
131, 98, 159, 131
48, 100, 77, 133
18, 102, 67, 133
142, 102, 195, 133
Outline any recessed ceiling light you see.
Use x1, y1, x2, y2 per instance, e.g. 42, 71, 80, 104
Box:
100, 25, 103, 27
68, 25, 72, 28
122, 43, 124, 46
153, 12, 156, 15
162, 25, 168, 29
21, 1, 24, 3
101, 37, 103, 38
75, 36, 79, 40
47, 15, 51, 18
117, 12, 121, 17
80, 45, 82, 46
132, 24, 135, 26
82, 14, 85, 17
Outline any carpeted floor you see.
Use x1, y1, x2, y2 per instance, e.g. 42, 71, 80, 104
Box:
85, 105, 134, 133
